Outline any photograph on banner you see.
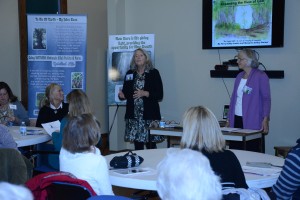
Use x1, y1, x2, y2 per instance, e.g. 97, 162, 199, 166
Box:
27, 14, 87, 118
107, 34, 155, 105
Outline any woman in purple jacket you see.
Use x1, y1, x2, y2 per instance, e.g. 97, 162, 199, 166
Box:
227, 49, 271, 152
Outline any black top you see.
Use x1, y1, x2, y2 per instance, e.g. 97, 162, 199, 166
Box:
36, 102, 69, 127
201, 149, 248, 189
122, 68, 163, 120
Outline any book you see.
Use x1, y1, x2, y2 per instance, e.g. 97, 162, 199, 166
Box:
26, 129, 44, 135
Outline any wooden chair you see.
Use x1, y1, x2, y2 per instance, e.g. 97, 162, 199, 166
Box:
274, 146, 292, 158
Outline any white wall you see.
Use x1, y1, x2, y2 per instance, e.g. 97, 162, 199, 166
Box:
0, 0, 21, 97
107, 0, 300, 154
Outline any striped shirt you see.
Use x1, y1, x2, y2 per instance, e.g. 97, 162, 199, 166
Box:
272, 144, 300, 199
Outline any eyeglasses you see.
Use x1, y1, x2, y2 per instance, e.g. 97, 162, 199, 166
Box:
235, 56, 248, 62
0, 92, 8, 97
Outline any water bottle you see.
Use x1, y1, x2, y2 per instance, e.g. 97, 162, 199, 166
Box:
20, 121, 27, 136
159, 117, 166, 128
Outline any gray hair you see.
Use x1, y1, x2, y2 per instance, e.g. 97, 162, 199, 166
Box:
157, 148, 222, 200
130, 48, 154, 71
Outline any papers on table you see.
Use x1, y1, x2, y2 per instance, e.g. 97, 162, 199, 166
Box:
242, 165, 282, 176
41, 120, 60, 136
111, 167, 155, 176
221, 127, 261, 133
26, 129, 44, 135
221, 127, 241, 132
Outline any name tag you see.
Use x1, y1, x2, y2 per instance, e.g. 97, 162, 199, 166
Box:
243, 85, 253, 94
126, 74, 133, 81
9, 104, 17, 110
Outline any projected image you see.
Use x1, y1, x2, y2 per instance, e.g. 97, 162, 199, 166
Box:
212, 0, 272, 47
109, 52, 134, 82
33, 28, 47, 49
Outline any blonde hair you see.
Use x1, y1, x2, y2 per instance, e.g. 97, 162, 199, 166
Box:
180, 106, 225, 153
39, 83, 61, 108
66, 89, 92, 117
130, 48, 154, 71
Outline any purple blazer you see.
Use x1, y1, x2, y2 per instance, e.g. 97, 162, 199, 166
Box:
228, 68, 271, 130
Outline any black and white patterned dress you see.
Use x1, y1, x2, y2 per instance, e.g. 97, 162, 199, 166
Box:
124, 73, 164, 143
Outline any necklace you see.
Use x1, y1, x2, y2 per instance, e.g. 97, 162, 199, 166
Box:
243, 73, 249, 79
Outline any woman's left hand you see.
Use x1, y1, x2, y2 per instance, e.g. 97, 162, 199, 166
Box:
261, 117, 269, 134
133, 89, 149, 99
8, 116, 16, 124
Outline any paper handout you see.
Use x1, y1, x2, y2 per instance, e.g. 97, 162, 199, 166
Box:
41, 120, 61, 136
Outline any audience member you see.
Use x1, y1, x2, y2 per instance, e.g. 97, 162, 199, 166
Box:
59, 113, 113, 195
36, 83, 68, 127
157, 148, 222, 200
53, 89, 93, 150
0, 124, 17, 150
0, 82, 29, 126
0, 182, 33, 200
270, 138, 300, 199
180, 105, 248, 189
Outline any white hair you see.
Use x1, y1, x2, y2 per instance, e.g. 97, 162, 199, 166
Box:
0, 182, 33, 200
157, 148, 222, 200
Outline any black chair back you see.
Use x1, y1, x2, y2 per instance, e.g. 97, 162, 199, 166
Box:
46, 181, 93, 200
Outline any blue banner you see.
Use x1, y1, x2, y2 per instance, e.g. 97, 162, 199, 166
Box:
27, 14, 87, 118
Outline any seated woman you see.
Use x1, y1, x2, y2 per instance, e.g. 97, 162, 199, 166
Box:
0, 82, 29, 126
157, 148, 222, 200
36, 83, 68, 127
0, 124, 17, 150
180, 105, 248, 189
270, 138, 300, 199
35, 83, 69, 170
59, 113, 113, 195
52, 89, 93, 151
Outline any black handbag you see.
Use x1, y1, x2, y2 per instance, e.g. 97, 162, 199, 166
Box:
110, 151, 144, 169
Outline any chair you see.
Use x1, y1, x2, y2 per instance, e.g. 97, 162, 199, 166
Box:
28, 145, 60, 176
88, 195, 133, 200
26, 171, 97, 200
0, 148, 33, 184
46, 181, 94, 200
26, 131, 61, 175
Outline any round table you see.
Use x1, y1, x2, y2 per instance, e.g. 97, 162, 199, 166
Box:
105, 148, 285, 190
9, 126, 52, 147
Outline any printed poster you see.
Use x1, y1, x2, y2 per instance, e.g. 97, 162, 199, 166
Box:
27, 14, 87, 118
107, 34, 155, 105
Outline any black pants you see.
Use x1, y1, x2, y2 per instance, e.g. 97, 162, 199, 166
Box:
134, 141, 157, 150
228, 115, 265, 153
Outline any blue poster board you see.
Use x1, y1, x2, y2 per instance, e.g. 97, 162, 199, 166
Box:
27, 14, 87, 118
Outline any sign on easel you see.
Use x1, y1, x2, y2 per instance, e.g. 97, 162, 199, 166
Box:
107, 34, 155, 105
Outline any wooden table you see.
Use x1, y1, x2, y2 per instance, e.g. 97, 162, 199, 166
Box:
149, 127, 263, 152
